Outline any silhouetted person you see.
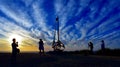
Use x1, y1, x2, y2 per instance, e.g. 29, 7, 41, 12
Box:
101, 40, 105, 50
11, 38, 19, 66
88, 42, 94, 54
11, 38, 18, 57
39, 39, 44, 54
101, 40, 105, 55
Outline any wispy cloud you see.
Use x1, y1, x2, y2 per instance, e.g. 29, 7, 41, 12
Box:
0, 0, 120, 52
0, 5, 33, 28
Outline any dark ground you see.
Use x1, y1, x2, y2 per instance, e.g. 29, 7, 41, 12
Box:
0, 52, 120, 67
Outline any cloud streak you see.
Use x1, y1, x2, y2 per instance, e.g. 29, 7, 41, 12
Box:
0, 0, 120, 52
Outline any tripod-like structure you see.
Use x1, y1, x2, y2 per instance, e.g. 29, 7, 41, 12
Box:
52, 16, 65, 51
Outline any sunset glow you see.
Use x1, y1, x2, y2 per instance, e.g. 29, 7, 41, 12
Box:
9, 34, 22, 44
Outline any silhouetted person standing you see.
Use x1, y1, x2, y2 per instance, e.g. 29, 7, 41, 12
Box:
101, 40, 105, 50
11, 38, 18, 57
88, 42, 94, 54
39, 39, 44, 54
11, 38, 19, 65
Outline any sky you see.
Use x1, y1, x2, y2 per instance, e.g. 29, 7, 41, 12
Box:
0, 0, 120, 52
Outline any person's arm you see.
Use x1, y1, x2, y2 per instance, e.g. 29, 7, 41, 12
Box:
16, 43, 18, 47
11, 43, 13, 48
42, 41, 44, 45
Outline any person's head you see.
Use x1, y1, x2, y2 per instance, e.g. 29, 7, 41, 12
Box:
39, 39, 42, 41
90, 42, 92, 43
101, 40, 104, 42
12, 38, 16, 43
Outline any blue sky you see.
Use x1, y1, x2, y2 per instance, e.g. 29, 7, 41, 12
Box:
0, 0, 120, 52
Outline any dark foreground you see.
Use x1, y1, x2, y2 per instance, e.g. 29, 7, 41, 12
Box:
0, 53, 120, 67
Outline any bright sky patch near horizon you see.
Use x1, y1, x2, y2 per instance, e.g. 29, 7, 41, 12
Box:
0, 0, 120, 52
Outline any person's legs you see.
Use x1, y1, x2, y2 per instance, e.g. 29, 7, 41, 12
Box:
11, 51, 17, 64
43, 47, 44, 52
40, 49, 41, 53
91, 48, 93, 54
43, 49, 44, 54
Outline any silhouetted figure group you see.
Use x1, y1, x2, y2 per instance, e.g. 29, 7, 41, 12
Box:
88, 40, 105, 54
10, 38, 45, 66
11, 38, 45, 56
39, 39, 44, 54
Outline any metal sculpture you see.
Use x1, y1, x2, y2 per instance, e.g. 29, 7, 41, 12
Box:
52, 16, 65, 51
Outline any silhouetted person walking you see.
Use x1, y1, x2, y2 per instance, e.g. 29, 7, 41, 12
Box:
39, 39, 44, 54
88, 42, 94, 54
